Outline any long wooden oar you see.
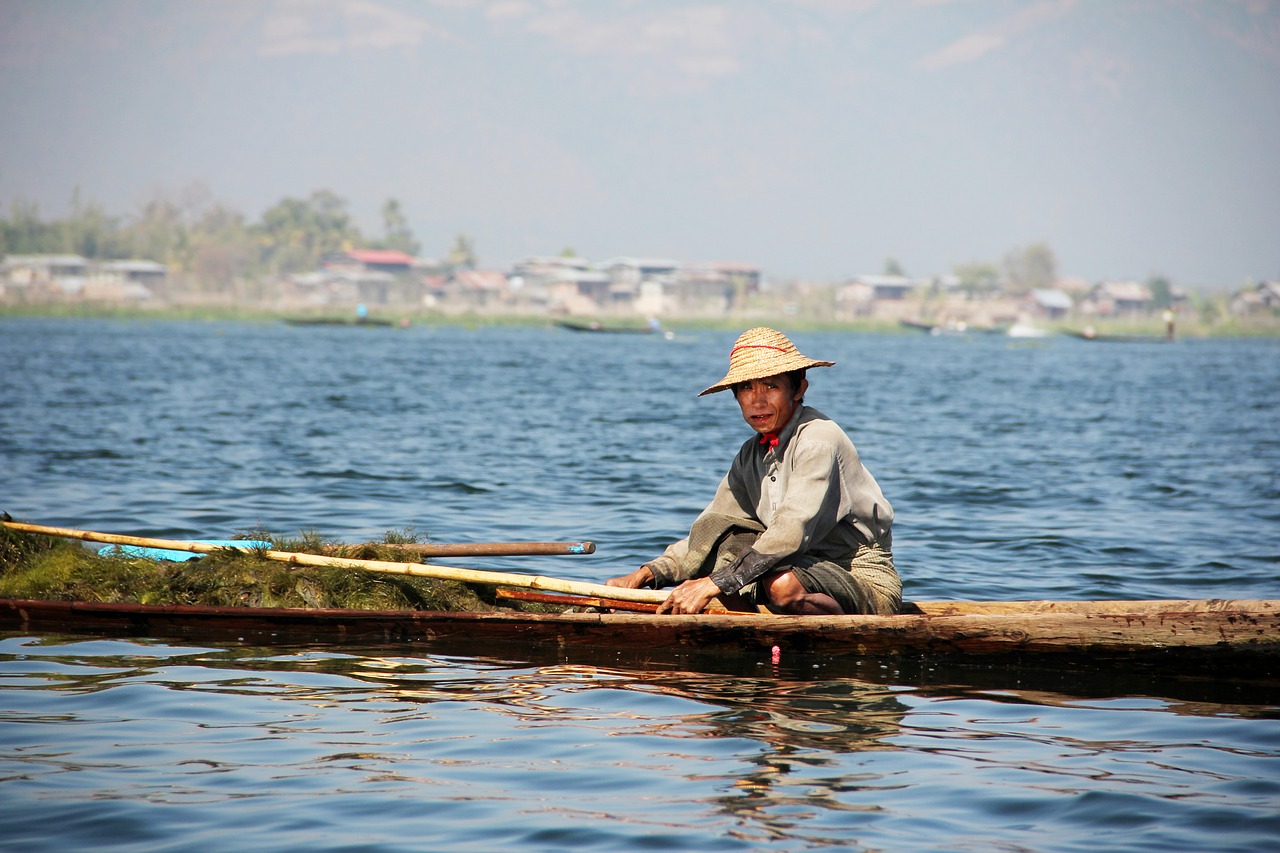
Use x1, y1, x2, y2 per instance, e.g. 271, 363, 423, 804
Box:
3, 521, 668, 606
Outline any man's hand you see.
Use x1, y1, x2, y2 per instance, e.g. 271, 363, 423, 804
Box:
657, 577, 722, 614
606, 565, 655, 589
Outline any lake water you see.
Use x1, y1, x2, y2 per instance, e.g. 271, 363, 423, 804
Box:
1, 318, 1278, 851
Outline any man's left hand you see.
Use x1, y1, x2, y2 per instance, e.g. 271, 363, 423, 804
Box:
657, 577, 722, 614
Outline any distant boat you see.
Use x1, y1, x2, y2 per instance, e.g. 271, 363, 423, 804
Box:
899, 319, 936, 333
283, 317, 395, 328
555, 319, 672, 338
899, 319, 973, 336
1067, 327, 1170, 343
1006, 322, 1050, 339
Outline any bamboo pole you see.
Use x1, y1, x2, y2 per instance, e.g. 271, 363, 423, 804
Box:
495, 588, 753, 615
339, 541, 596, 557
2, 521, 667, 606
497, 588, 662, 613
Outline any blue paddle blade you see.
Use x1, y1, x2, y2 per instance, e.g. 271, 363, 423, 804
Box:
101, 540, 273, 562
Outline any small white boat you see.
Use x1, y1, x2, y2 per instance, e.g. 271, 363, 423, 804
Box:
1006, 322, 1050, 339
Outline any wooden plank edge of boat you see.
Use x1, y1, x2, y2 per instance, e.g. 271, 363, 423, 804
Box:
3, 597, 1277, 677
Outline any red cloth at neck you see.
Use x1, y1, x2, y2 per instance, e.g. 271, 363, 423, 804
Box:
759, 433, 779, 450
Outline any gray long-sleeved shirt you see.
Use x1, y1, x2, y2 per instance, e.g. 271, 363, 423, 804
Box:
646, 405, 893, 593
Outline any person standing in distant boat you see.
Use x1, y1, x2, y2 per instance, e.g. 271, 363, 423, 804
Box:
606, 327, 900, 616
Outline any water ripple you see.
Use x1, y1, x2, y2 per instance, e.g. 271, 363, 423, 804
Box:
1, 637, 1277, 852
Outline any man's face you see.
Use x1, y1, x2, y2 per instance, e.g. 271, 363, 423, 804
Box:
733, 374, 807, 436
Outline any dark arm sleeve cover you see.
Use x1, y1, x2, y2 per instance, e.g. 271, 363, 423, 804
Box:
709, 548, 773, 595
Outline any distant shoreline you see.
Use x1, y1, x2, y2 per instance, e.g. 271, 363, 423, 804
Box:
1, 303, 1277, 338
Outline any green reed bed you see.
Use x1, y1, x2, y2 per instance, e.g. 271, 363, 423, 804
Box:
0, 526, 560, 613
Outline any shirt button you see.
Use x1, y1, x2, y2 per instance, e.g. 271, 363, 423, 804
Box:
770, 475, 776, 481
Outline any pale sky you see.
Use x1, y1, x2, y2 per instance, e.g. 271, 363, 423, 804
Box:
2, 0, 1278, 288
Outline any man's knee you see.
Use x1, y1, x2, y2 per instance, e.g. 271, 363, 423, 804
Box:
760, 571, 807, 610
761, 571, 846, 615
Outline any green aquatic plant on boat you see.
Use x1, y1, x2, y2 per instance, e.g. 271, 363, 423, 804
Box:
0, 527, 560, 613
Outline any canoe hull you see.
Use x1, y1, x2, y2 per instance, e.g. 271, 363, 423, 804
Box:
553, 320, 654, 333
3, 598, 1277, 677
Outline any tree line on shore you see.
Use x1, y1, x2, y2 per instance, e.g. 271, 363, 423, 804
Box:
0, 184, 1229, 318
0, 185, 480, 295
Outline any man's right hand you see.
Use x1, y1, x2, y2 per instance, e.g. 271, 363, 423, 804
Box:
605, 565, 655, 589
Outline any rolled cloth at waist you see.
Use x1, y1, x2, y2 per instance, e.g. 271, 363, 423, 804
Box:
776, 541, 900, 615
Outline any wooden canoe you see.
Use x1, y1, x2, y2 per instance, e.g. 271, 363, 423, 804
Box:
2, 596, 1276, 677
1066, 329, 1171, 343
282, 317, 396, 327
554, 319, 656, 334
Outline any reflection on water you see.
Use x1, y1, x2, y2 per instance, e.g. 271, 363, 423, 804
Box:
3, 634, 1278, 851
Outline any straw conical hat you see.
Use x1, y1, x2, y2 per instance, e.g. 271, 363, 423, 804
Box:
699, 327, 835, 396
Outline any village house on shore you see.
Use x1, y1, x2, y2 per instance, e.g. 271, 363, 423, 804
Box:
3, 250, 1276, 327
0, 254, 167, 303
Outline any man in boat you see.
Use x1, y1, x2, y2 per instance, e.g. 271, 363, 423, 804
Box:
606, 327, 900, 616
